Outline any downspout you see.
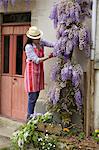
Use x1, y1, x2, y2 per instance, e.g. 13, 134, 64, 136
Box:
90, 0, 97, 131
91, 0, 97, 60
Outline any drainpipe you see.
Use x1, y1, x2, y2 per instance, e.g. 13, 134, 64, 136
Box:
90, 0, 97, 133
91, 0, 97, 60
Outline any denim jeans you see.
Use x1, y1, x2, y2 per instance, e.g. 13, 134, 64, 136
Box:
27, 91, 40, 116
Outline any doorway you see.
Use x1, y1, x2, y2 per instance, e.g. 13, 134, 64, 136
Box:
1, 24, 30, 120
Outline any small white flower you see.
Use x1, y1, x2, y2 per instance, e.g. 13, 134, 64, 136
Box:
49, 143, 52, 146
43, 143, 45, 145
53, 145, 56, 147
38, 138, 43, 141
24, 131, 29, 141
18, 138, 24, 148
38, 138, 41, 142
42, 146, 45, 149
33, 119, 38, 124
45, 134, 49, 138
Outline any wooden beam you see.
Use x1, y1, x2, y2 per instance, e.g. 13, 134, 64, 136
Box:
83, 72, 87, 133
90, 60, 95, 132
86, 59, 91, 137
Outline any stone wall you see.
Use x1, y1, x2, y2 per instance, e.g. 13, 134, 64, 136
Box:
31, 0, 56, 110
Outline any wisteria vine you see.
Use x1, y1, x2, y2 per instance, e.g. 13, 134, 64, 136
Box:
48, 0, 91, 125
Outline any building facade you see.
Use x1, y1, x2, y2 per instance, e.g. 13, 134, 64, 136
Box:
0, 0, 98, 132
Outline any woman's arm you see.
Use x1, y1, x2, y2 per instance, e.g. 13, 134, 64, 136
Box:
25, 44, 40, 64
40, 39, 55, 48
25, 44, 52, 64
39, 52, 54, 62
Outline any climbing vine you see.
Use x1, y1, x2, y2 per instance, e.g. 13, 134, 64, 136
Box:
48, 0, 91, 126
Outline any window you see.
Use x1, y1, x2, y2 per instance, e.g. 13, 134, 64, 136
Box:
3, 35, 10, 73
16, 35, 23, 75
3, 12, 31, 23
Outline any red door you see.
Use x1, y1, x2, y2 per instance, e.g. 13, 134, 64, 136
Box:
1, 24, 30, 121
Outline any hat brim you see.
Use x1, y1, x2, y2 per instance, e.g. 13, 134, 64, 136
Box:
26, 30, 43, 39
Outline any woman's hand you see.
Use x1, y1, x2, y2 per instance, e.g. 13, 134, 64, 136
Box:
39, 56, 49, 63
39, 53, 54, 63
48, 52, 53, 58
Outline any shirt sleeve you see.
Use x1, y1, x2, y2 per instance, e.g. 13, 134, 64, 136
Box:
25, 44, 40, 64
41, 39, 55, 48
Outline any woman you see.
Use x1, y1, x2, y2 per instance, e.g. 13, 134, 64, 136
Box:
24, 26, 54, 121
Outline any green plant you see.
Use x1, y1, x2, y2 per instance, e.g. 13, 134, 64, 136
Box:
11, 112, 57, 150
77, 132, 85, 141
92, 129, 99, 143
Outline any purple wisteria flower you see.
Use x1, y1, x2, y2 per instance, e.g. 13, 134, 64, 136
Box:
0, 0, 31, 10
62, 29, 69, 37
49, 86, 60, 105
57, 1, 81, 26
48, 88, 56, 105
56, 24, 66, 39
25, 0, 30, 10
75, 0, 91, 18
11, 0, 15, 6
73, 27, 79, 47
3, 0, 8, 11
51, 63, 60, 81
74, 89, 82, 111
61, 63, 73, 81
63, 54, 70, 62
0, 0, 3, 8
65, 40, 73, 55
49, 4, 58, 28
79, 26, 91, 57
70, 5, 75, 22
72, 70, 80, 87
61, 66, 69, 81
53, 38, 63, 56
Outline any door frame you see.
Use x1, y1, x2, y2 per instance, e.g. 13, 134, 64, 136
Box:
0, 23, 30, 120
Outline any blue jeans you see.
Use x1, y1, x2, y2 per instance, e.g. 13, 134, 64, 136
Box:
27, 91, 40, 116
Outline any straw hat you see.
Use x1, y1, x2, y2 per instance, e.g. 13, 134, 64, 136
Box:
26, 26, 43, 39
